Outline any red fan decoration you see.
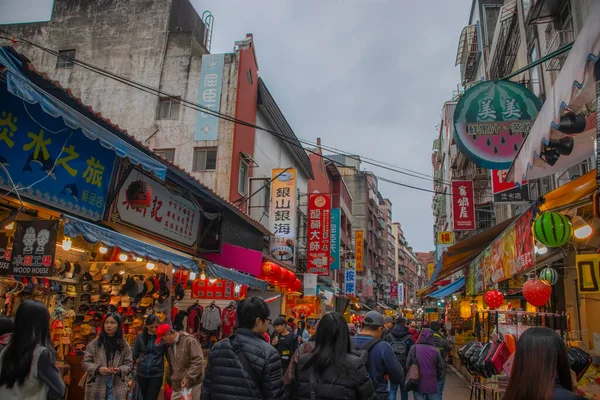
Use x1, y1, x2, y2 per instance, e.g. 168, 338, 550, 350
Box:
484, 289, 504, 309
523, 278, 552, 307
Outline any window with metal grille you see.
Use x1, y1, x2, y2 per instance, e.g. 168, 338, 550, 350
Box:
154, 148, 175, 162
57, 49, 76, 68
246, 69, 253, 84
238, 160, 249, 195
193, 147, 217, 171
158, 98, 181, 120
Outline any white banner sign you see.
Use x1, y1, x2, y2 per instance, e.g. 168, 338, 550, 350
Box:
344, 259, 356, 296
116, 171, 200, 246
304, 274, 317, 297
398, 282, 405, 306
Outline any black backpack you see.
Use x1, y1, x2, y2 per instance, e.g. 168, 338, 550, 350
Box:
388, 334, 411, 369
357, 338, 381, 365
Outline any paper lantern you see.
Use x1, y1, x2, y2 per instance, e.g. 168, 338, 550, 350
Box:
460, 301, 472, 319
261, 262, 282, 282
126, 180, 152, 209
523, 278, 552, 307
285, 269, 296, 286
484, 289, 504, 309
533, 212, 572, 248
539, 267, 558, 285
291, 278, 302, 292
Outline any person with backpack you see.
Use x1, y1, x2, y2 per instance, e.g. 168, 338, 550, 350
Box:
406, 329, 445, 400
385, 316, 414, 400
353, 311, 404, 400
430, 321, 451, 399
200, 296, 285, 400
291, 312, 375, 400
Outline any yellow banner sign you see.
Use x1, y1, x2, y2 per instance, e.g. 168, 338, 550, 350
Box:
427, 262, 435, 281
576, 254, 600, 293
437, 231, 453, 245
355, 230, 364, 272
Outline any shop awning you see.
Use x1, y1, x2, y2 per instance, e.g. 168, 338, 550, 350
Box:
63, 215, 197, 270
539, 169, 597, 211
206, 263, 268, 290
0, 47, 167, 181
507, 1, 600, 184
428, 277, 465, 299
436, 216, 517, 280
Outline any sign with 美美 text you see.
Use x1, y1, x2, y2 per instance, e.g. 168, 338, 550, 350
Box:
355, 230, 364, 272
344, 259, 355, 296
307, 194, 331, 276
195, 54, 225, 141
115, 170, 200, 247
453, 80, 542, 170
0, 85, 116, 220
5, 220, 58, 276
269, 169, 297, 264
451, 180, 476, 231
330, 208, 340, 271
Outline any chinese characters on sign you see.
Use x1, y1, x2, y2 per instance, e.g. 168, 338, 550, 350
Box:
330, 208, 341, 271
451, 180, 475, 231
390, 280, 398, 301
398, 282, 404, 306
491, 169, 530, 203
0, 85, 116, 220
437, 231, 453, 245
344, 259, 356, 296
306, 194, 331, 276
116, 171, 200, 247
355, 230, 364, 272
269, 169, 297, 264
194, 54, 225, 141
190, 279, 247, 300
4, 220, 58, 276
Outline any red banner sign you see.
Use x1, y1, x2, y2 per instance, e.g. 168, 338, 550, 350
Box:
452, 180, 475, 231
491, 169, 530, 203
307, 194, 331, 276
191, 278, 247, 300
390, 280, 398, 300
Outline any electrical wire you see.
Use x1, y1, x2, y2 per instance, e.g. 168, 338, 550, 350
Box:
0, 33, 493, 199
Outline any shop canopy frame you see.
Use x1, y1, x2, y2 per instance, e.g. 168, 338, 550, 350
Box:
428, 277, 465, 299
63, 215, 268, 289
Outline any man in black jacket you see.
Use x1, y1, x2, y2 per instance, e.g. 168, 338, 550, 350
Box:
431, 321, 452, 400
384, 317, 414, 400
201, 296, 285, 400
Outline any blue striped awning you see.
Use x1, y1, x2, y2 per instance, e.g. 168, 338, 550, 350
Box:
428, 277, 465, 299
206, 263, 267, 290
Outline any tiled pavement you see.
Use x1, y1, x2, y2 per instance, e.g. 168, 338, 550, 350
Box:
392, 367, 472, 400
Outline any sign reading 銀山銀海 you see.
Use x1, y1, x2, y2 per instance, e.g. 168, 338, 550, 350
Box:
0, 85, 116, 220
269, 169, 297, 264
453, 80, 542, 170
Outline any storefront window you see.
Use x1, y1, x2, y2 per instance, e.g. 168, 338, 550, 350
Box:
529, 44, 543, 98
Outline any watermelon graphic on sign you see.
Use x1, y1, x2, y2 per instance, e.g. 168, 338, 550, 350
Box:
454, 80, 542, 170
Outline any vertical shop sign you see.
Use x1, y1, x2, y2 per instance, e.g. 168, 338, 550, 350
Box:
576, 254, 600, 293
390, 280, 398, 301
355, 230, 364, 272
269, 169, 297, 264
452, 180, 476, 231
491, 169, 530, 203
344, 259, 356, 296
6, 220, 58, 276
437, 231, 453, 244
304, 274, 317, 296
365, 277, 373, 297
427, 262, 435, 281
398, 282, 404, 306
330, 208, 341, 270
195, 53, 225, 141
307, 194, 331, 275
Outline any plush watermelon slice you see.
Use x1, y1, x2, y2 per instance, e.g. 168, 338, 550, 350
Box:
453, 80, 542, 170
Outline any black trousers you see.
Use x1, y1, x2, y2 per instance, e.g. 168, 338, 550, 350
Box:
136, 376, 163, 400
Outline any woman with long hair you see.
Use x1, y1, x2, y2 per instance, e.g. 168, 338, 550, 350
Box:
0, 301, 65, 400
0, 316, 14, 352
83, 312, 133, 400
503, 327, 584, 400
292, 312, 375, 400
132, 314, 166, 400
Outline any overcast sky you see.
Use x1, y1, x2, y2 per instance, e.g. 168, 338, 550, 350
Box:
192, 0, 472, 252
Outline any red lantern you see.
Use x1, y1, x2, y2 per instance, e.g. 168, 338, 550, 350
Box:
292, 278, 302, 292
523, 278, 552, 307
261, 262, 282, 283
126, 180, 152, 209
484, 289, 504, 309
285, 269, 296, 286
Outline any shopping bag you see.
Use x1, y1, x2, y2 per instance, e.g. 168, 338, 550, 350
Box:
404, 346, 420, 392
181, 387, 193, 400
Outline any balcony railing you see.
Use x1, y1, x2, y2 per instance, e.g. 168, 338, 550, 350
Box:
544, 30, 574, 71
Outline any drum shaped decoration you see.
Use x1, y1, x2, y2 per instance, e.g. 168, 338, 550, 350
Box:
539, 267, 558, 285
533, 212, 572, 248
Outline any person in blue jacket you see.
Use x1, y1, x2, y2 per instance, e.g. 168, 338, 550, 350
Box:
353, 311, 404, 400
132, 314, 167, 400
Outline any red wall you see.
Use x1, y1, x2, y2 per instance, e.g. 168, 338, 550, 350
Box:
229, 34, 259, 212
307, 142, 330, 195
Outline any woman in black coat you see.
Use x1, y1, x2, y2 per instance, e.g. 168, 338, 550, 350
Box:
292, 312, 375, 400
132, 314, 167, 400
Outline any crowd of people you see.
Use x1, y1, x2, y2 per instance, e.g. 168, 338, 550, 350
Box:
0, 298, 586, 400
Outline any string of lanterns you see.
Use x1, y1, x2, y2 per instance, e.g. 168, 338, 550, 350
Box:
261, 261, 301, 292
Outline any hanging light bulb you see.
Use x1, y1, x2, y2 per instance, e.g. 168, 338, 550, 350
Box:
234, 284, 241, 293
209, 278, 217, 284
572, 215, 593, 239
146, 262, 155, 270
118, 253, 129, 262
119, 269, 126, 275
135, 257, 143, 262
535, 245, 548, 255
99, 245, 108, 254
200, 271, 206, 280
190, 272, 197, 280
62, 237, 72, 251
